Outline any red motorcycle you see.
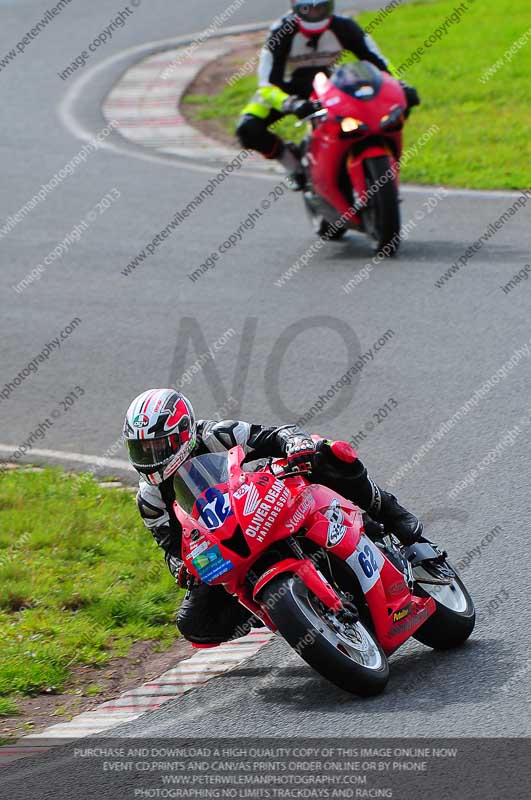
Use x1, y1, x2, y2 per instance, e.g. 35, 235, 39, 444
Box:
174, 444, 475, 696
299, 61, 408, 254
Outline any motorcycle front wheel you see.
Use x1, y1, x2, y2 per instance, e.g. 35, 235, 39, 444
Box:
359, 155, 400, 256
412, 564, 476, 649
261, 574, 389, 696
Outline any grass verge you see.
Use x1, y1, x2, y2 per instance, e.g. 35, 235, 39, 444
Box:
0, 467, 183, 718
183, 0, 531, 189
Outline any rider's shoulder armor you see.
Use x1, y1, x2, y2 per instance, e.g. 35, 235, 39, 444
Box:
196, 419, 253, 454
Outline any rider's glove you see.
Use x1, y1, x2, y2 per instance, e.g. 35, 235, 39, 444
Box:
285, 434, 317, 473
166, 553, 193, 588
399, 81, 420, 110
282, 96, 319, 120
176, 561, 198, 590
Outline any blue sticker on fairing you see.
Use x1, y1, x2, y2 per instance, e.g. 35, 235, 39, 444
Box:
192, 544, 233, 584
196, 487, 233, 530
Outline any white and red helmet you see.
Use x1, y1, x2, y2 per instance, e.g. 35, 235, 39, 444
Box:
291, 1, 334, 34
123, 389, 196, 485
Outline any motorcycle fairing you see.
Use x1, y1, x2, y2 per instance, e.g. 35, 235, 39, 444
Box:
306, 66, 405, 224
299, 484, 436, 653
177, 447, 436, 654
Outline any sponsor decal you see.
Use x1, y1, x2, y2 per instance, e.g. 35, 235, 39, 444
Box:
325, 499, 347, 547
392, 604, 411, 623
389, 607, 429, 637
258, 566, 278, 583
388, 580, 408, 596
285, 490, 314, 534
245, 480, 290, 543
234, 484, 250, 500
187, 539, 209, 560
243, 483, 261, 516
133, 413, 149, 428
192, 544, 233, 583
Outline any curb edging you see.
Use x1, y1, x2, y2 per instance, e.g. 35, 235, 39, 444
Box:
0, 630, 273, 766
102, 36, 270, 169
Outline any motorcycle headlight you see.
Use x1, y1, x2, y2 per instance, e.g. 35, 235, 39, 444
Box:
340, 117, 364, 133
380, 108, 405, 130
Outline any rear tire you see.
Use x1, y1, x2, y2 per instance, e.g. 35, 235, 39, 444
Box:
359, 156, 400, 256
261, 574, 389, 696
413, 564, 475, 649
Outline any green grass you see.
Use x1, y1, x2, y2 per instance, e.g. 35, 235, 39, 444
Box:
0, 468, 183, 715
0, 698, 21, 717
183, 0, 531, 189
84, 683, 103, 697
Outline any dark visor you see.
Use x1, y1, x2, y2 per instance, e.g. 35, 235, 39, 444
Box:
127, 433, 184, 469
294, 2, 333, 22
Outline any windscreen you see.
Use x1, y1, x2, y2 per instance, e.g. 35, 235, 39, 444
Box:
330, 62, 383, 98
173, 452, 229, 514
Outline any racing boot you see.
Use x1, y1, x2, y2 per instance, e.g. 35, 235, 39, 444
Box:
364, 481, 423, 546
313, 441, 423, 546
277, 141, 305, 191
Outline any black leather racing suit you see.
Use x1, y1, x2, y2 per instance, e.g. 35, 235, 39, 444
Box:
136, 419, 421, 645
237, 12, 396, 158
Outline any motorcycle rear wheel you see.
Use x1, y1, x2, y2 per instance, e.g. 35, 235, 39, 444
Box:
359, 156, 400, 256
261, 574, 389, 696
412, 564, 476, 649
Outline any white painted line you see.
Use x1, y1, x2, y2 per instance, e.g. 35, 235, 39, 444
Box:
401, 184, 525, 200
0, 444, 132, 472
102, 43, 243, 164
58, 22, 273, 178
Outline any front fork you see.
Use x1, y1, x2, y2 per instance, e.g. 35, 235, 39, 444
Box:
347, 146, 399, 209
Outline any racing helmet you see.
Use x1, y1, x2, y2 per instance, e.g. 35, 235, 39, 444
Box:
291, 1, 334, 33
124, 389, 196, 485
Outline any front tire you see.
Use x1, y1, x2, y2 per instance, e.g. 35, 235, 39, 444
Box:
359, 156, 400, 255
261, 574, 389, 696
413, 564, 475, 649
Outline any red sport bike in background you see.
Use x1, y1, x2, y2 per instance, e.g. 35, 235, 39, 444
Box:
174, 445, 475, 697
298, 61, 410, 255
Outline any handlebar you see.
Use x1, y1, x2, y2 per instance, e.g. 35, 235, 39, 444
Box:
294, 107, 328, 128
265, 459, 312, 479
277, 468, 312, 479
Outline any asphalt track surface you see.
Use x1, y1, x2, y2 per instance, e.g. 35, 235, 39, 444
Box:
1, 0, 531, 793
